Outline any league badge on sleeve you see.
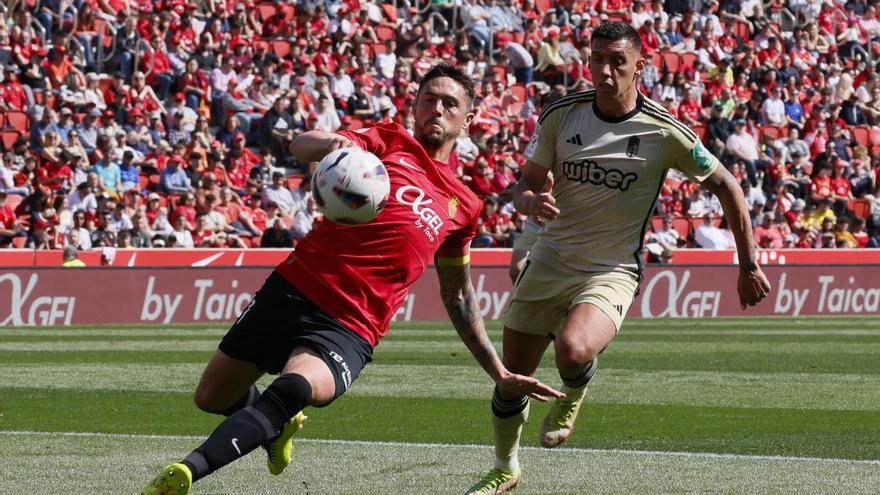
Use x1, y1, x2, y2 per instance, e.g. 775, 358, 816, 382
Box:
691, 141, 715, 172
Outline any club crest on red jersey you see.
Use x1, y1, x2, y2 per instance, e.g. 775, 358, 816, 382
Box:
448, 197, 460, 218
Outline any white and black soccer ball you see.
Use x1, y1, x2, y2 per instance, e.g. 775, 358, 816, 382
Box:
312, 147, 390, 225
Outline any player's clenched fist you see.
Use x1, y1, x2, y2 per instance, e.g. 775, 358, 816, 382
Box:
528, 192, 560, 226
737, 265, 772, 309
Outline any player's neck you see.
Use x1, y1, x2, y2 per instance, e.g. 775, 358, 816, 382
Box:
594, 90, 641, 120
423, 141, 454, 163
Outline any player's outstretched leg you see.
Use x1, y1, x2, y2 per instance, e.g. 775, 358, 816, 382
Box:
466, 387, 528, 495
265, 410, 307, 475
540, 356, 597, 448
141, 373, 312, 493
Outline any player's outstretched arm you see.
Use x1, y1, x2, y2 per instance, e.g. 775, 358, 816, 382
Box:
289, 131, 358, 163
701, 166, 772, 309
435, 256, 564, 401
512, 161, 558, 226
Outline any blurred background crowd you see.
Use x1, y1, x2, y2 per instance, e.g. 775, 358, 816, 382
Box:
0, 0, 878, 256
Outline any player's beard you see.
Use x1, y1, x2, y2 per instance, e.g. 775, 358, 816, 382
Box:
416, 122, 457, 149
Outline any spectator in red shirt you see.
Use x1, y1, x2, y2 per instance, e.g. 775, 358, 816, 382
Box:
467, 157, 495, 200
677, 87, 705, 126
753, 212, 785, 248
473, 196, 511, 248
810, 165, 833, 203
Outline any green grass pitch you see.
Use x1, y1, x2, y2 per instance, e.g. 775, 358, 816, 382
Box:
2, 317, 880, 494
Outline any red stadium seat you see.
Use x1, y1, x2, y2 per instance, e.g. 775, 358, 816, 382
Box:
512, 31, 526, 44
491, 65, 507, 82
286, 175, 304, 191
680, 51, 699, 69
761, 126, 781, 141
662, 52, 681, 73
868, 126, 880, 146
672, 217, 691, 239
733, 20, 751, 39
11, 236, 25, 249
256, 2, 279, 21
509, 83, 527, 102
651, 52, 663, 69
0, 129, 20, 150
651, 216, 664, 232
369, 42, 387, 55
852, 198, 871, 220
270, 39, 291, 58
4, 193, 22, 211
380, 4, 397, 23
535, 0, 552, 13
852, 126, 870, 146
5, 111, 28, 134
692, 123, 707, 143
374, 26, 395, 42
253, 40, 270, 53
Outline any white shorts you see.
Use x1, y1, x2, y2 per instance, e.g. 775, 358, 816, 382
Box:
502, 258, 639, 336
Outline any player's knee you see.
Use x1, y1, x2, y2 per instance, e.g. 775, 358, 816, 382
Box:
193, 385, 228, 413
554, 339, 600, 371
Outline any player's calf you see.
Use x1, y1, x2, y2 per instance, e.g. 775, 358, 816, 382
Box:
180, 373, 313, 483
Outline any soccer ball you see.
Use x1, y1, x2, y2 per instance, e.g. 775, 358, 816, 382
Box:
312, 147, 390, 225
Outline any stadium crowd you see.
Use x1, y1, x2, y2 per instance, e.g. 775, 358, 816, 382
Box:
0, 0, 878, 254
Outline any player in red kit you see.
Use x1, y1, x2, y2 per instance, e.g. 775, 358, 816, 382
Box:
143, 64, 563, 495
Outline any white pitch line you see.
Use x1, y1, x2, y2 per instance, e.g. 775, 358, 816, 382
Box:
2, 430, 878, 466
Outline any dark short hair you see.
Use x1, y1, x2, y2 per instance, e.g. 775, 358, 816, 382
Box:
591, 21, 642, 53
418, 63, 476, 104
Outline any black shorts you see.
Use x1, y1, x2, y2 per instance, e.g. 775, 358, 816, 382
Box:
219, 272, 373, 403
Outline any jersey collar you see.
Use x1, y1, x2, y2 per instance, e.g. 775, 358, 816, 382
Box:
593, 92, 644, 124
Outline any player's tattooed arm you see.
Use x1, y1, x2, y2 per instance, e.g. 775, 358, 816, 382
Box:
435, 258, 503, 379
436, 257, 564, 401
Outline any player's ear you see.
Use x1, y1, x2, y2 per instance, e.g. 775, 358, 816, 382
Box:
634, 57, 646, 80
462, 105, 476, 131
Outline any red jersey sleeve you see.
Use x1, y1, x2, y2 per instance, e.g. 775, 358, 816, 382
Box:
337, 127, 390, 157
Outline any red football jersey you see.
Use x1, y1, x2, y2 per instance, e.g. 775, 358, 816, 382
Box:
275, 124, 481, 347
